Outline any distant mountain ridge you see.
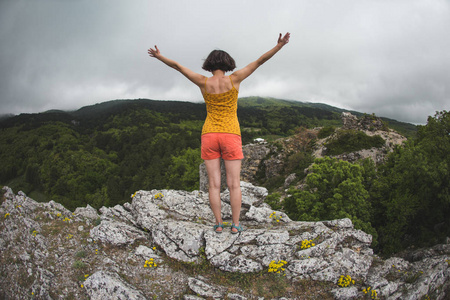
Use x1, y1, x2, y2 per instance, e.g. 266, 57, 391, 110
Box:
0, 97, 417, 137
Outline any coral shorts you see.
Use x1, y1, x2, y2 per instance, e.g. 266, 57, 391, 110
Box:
201, 133, 244, 160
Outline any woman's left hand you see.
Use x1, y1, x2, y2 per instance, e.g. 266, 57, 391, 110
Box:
277, 32, 290, 47
148, 45, 161, 58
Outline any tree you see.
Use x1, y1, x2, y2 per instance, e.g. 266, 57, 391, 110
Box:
165, 148, 203, 191
287, 157, 377, 242
372, 111, 450, 254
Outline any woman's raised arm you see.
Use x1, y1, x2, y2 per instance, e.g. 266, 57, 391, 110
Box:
148, 45, 205, 88
231, 32, 290, 84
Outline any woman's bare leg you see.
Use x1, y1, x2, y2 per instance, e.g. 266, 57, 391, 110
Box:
224, 159, 242, 232
204, 158, 223, 231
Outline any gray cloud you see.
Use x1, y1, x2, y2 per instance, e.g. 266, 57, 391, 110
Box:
1, 0, 449, 124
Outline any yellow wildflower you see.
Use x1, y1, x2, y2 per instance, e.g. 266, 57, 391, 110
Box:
337, 275, 355, 287
269, 212, 282, 222
268, 260, 288, 274
4, 213, 10, 218
300, 239, 315, 249
144, 258, 158, 268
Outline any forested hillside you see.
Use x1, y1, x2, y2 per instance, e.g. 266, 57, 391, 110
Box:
1, 97, 356, 210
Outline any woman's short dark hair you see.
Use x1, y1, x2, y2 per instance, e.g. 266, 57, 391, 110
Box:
202, 50, 236, 72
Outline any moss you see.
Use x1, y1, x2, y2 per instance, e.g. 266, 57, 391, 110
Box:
72, 260, 86, 269
75, 250, 86, 258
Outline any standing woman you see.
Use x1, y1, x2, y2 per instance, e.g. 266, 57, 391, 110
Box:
148, 32, 290, 233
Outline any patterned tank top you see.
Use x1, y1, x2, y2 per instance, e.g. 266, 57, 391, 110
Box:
201, 76, 240, 136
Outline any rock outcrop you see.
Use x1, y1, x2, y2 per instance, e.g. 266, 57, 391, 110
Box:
314, 112, 407, 164
1, 185, 449, 299
341, 112, 387, 132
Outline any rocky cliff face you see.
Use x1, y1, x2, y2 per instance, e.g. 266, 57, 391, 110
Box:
1, 185, 449, 299
314, 113, 407, 164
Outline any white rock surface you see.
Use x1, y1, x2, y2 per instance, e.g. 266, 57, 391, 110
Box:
84, 271, 147, 300
1, 185, 449, 299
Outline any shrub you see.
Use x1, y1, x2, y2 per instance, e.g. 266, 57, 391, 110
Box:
317, 126, 335, 139
265, 192, 282, 210
325, 130, 385, 155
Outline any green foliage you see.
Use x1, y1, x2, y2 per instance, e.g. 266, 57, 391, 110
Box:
287, 157, 378, 243
265, 192, 282, 210
0, 103, 205, 210
238, 98, 342, 142
380, 117, 417, 139
165, 148, 203, 191
285, 151, 314, 181
72, 260, 86, 269
317, 126, 336, 139
325, 130, 385, 155
75, 250, 86, 258
372, 111, 450, 255
0, 98, 348, 210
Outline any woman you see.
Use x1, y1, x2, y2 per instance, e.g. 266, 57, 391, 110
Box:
148, 32, 290, 233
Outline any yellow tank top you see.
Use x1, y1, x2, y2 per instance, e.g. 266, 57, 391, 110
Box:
201, 77, 240, 136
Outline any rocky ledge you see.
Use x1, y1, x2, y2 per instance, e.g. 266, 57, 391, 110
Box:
1, 185, 449, 299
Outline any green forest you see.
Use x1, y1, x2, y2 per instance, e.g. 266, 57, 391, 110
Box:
1, 97, 446, 256
1, 98, 347, 208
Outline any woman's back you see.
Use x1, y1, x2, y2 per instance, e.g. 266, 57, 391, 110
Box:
202, 74, 240, 136
203, 73, 238, 95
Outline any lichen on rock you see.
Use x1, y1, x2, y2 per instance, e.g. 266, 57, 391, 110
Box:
1, 185, 449, 299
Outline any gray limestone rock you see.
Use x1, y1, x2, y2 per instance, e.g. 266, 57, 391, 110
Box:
74, 204, 99, 221
134, 245, 160, 260
1, 185, 449, 299
227, 293, 248, 300
84, 271, 146, 300
284, 173, 297, 188
219, 254, 263, 273
204, 230, 240, 258
152, 220, 207, 263
99, 204, 137, 226
184, 295, 205, 300
188, 277, 224, 299
90, 220, 148, 246
332, 286, 359, 300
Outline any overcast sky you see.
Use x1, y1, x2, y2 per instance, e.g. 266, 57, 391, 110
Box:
1, 0, 449, 124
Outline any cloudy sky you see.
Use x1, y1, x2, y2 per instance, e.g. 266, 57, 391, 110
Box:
1, 0, 449, 124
